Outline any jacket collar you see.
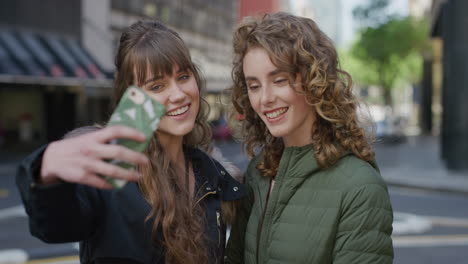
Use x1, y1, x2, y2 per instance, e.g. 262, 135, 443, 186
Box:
114, 146, 246, 218
256, 144, 378, 181
186, 146, 246, 202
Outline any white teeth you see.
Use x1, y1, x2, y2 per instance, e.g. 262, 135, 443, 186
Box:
265, 108, 288, 119
167, 105, 189, 116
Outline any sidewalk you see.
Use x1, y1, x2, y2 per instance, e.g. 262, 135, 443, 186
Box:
375, 136, 468, 195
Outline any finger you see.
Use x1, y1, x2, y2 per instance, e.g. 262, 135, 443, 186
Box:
83, 159, 141, 182
95, 126, 147, 143
49, 158, 114, 189
77, 173, 114, 190
82, 144, 149, 165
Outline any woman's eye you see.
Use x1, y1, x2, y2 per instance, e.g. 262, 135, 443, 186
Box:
248, 84, 259, 90
149, 84, 163, 91
179, 74, 190, 81
274, 78, 288, 84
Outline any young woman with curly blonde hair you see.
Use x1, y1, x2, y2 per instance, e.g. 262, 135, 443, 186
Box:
226, 12, 393, 264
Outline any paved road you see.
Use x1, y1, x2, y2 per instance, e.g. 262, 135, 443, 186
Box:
0, 140, 467, 263
390, 187, 468, 264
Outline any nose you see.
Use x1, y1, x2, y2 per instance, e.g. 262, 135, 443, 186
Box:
260, 86, 275, 106
168, 81, 186, 103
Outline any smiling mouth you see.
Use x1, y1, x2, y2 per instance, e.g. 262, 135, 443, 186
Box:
167, 104, 190, 116
264, 107, 288, 119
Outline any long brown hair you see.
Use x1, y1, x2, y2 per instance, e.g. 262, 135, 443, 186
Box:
114, 20, 211, 264
231, 12, 374, 177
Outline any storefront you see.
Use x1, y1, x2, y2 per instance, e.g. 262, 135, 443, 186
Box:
0, 29, 112, 150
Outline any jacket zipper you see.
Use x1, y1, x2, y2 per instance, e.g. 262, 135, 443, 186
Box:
216, 209, 222, 264
194, 189, 219, 262
256, 179, 272, 264
216, 210, 221, 247
194, 190, 217, 206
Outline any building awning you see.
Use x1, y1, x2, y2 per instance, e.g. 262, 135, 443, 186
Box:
0, 28, 112, 89
0, 43, 23, 75
63, 38, 106, 79
16, 31, 65, 77
40, 34, 89, 79
0, 30, 45, 76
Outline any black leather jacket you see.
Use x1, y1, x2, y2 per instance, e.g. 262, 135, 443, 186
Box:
16, 146, 246, 264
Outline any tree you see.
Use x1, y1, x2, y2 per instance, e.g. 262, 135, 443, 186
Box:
349, 0, 430, 108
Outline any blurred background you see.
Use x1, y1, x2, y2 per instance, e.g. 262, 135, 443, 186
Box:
0, 0, 467, 263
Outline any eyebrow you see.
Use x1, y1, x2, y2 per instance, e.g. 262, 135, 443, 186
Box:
245, 69, 283, 81
143, 76, 163, 85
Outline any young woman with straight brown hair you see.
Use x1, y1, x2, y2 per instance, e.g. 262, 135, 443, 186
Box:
17, 20, 245, 264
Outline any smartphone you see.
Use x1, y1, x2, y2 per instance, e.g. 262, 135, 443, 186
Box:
104, 85, 166, 188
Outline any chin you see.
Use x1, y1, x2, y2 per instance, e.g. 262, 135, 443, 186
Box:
157, 124, 196, 138
267, 128, 288, 138
177, 124, 196, 136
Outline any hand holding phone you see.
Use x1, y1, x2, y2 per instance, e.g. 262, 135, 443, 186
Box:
104, 85, 166, 188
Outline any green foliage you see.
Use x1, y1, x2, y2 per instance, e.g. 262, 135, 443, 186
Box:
347, 16, 429, 106
347, 0, 431, 107
339, 49, 378, 86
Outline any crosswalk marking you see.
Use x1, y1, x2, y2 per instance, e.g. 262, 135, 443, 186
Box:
25, 256, 79, 264
0, 205, 26, 220
393, 211, 468, 247
393, 212, 432, 235
393, 234, 468, 247
0, 249, 28, 263
429, 216, 468, 228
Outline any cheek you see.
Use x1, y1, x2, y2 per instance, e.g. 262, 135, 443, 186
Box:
191, 89, 200, 110
192, 87, 200, 99
192, 96, 200, 114
187, 82, 200, 111
293, 95, 313, 114
187, 80, 199, 98
148, 93, 166, 106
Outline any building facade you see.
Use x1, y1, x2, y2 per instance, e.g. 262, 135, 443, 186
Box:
0, 0, 111, 150
430, 0, 468, 171
289, 0, 343, 47
0, 0, 241, 150
84, 0, 238, 121
109, 0, 236, 94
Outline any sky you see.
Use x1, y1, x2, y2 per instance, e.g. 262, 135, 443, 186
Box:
289, 0, 410, 47
341, 0, 410, 46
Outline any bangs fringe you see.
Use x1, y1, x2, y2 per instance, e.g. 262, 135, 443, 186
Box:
128, 32, 194, 87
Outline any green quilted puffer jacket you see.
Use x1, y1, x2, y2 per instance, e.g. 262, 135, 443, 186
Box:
226, 144, 394, 264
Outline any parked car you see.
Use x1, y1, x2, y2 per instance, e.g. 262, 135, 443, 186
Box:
210, 117, 232, 141
375, 117, 406, 144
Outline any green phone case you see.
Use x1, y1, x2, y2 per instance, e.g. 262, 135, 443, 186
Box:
105, 85, 166, 188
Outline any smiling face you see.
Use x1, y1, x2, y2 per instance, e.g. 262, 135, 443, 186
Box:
136, 65, 200, 142
243, 47, 315, 147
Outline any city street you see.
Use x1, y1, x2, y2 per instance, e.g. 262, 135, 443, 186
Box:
0, 0, 466, 263
0, 140, 467, 263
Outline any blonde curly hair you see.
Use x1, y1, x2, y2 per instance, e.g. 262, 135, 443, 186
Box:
231, 12, 374, 177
